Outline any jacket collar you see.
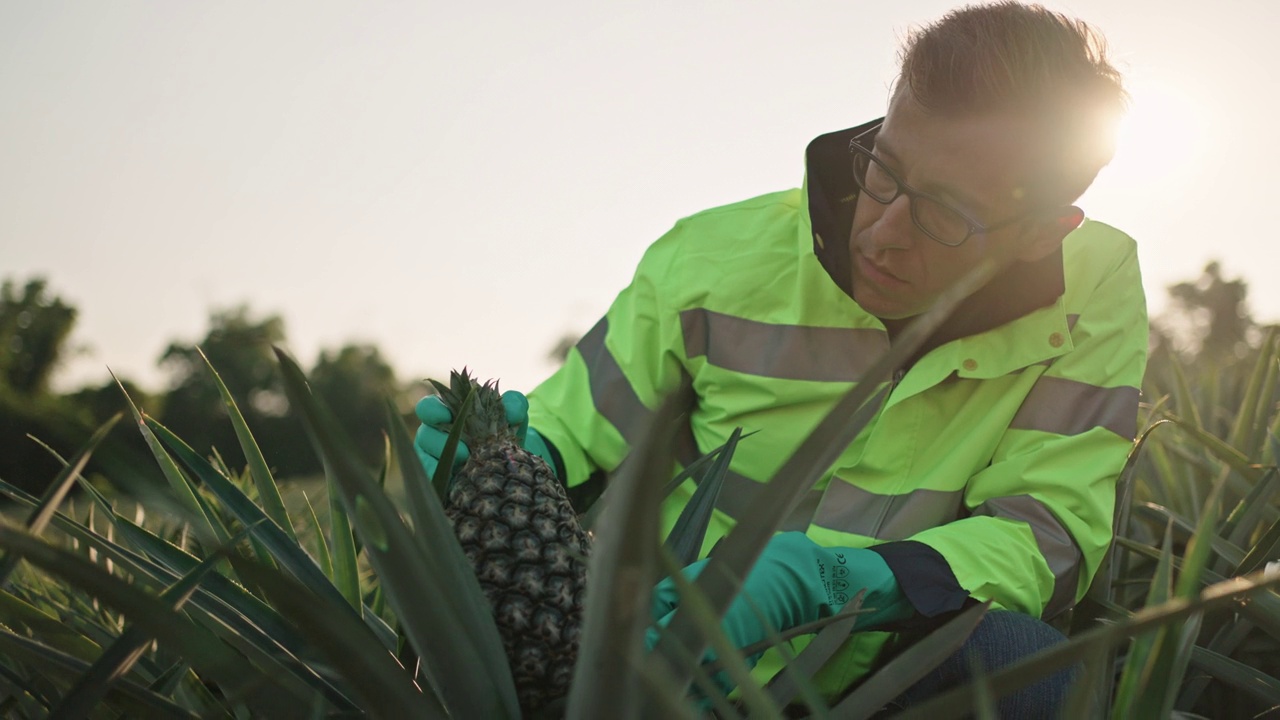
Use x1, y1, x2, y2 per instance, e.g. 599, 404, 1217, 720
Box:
803, 120, 1066, 357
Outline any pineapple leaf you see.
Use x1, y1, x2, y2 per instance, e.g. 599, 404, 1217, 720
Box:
110, 518, 360, 711
1131, 502, 1245, 567
1227, 327, 1276, 454
196, 346, 297, 543
48, 524, 249, 717
1113, 520, 1176, 716
1165, 351, 1204, 428
654, 548, 783, 718
0, 628, 197, 719
567, 384, 687, 720
327, 467, 361, 611
1222, 467, 1279, 549
0, 482, 358, 712
579, 435, 737, 533
893, 569, 1280, 720
110, 370, 226, 544
386, 399, 436, 555
829, 602, 990, 718
1233, 475, 1280, 575
0, 413, 120, 590
1188, 644, 1280, 707
664, 426, 742, 568
230, 557, 448, 719
0, 592, 102, 662
144, 417, 363, 620
276, 348, 520, 719
380, 394, 526, 716
1164, 414, 1264, 484
432, 383, 476, 503
0, 525, 313, 716
1245, 331, 1279, 456
300, 490, 333, 577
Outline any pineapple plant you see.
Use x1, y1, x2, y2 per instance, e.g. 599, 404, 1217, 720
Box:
429, 369, 592, 715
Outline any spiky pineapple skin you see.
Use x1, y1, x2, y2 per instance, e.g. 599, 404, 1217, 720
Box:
446, 434, 590, 715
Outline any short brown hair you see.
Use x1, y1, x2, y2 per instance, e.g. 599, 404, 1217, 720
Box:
897, 2, 1127, 203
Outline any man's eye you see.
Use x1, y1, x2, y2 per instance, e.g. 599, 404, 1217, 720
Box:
864, 163, 896, 191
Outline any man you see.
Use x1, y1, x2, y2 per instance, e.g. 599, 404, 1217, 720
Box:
417, 2, 1146, 714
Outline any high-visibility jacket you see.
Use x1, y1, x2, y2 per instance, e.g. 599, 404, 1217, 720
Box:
527, 119, 1148, 689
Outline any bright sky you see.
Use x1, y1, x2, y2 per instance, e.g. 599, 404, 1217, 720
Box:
2, 1, 1275, 395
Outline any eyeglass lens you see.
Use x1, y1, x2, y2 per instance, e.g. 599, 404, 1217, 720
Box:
852, 149, 971, 246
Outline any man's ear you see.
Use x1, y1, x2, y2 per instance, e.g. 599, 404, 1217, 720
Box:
1015, 205, 1084, 262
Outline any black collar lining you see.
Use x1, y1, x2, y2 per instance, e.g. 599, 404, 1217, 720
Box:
804, 121, 1066, 358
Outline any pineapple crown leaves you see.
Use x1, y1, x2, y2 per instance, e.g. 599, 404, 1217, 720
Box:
428, 368, 518, 447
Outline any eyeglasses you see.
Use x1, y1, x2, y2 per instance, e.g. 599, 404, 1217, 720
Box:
848, 129, 1028, 248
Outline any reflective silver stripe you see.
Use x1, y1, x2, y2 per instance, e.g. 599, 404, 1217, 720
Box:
676, 433, 818, 531
575, 317, 652, 443
1010, 376, 1139, 439
975, 495, 1081, 618
812, 484, 964, 540
708, 470, 820, 532
576, 317, 819, 527
680, 308, 888, 382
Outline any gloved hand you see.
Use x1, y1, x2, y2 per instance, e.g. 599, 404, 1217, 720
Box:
647, 532, 914, 689
413, 390, 557, 482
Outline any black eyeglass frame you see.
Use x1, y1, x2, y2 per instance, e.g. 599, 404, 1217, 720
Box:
847, 125, 1035, 248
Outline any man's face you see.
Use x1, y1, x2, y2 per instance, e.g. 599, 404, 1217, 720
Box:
848, 92, 1056, 322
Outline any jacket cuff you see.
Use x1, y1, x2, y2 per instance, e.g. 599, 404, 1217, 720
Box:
536, 433, 607, 513
539, 433, 569, 481
869, 540, 972, 618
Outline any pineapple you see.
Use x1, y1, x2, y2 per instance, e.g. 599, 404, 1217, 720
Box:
430, 369, 591, 715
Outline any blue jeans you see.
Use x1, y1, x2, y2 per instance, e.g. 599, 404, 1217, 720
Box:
886, 610, 1078, 718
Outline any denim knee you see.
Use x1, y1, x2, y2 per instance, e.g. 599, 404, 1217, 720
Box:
893, 609, 1078, 719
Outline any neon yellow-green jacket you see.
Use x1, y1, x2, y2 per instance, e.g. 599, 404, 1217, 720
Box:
528, 120, 1148, 690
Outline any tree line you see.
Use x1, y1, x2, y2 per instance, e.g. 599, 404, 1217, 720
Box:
1, 261, 1274, 497
0, 278, 427, 495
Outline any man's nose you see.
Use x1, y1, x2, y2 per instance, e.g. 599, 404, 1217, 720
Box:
866, 194, 916, 252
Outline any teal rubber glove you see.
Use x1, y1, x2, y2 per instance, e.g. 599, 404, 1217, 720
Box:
413, 390, 558, 482
647, 532, 913, 691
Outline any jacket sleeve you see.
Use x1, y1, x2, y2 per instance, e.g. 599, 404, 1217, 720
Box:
526, 223, 691, 488
873, 239, 1148, 620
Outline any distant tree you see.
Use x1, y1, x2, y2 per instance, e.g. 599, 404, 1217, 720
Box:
159, 305, 289, 420
309, 344, 399, 466
1155, 261, 1259, 364
0, 278, 81, 493
0, 277, 78, 396
156, 306, 316, 478
0, 277, 162, 495
1146, 261, 1279, 440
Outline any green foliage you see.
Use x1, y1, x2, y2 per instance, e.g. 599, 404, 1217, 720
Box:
0, 278, 161, 496
154, 306, 410, 481
1156, 261, 1260, 364
308, 344, 400, 466
156, 306, 309, 479
0, 277, 77, 397
1079, 286, 1280, 719
3, 347, 1279, 718
1, 261, 1279, 717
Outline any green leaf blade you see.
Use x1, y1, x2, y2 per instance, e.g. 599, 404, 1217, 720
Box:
276, 348, 520, 719
196, 347, 297, 542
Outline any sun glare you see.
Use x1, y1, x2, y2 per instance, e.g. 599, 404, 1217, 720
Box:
1095, 75, 1215, 201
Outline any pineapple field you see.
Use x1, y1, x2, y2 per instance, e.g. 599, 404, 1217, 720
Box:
1, 295, 1279, 717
